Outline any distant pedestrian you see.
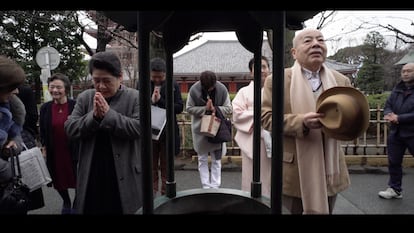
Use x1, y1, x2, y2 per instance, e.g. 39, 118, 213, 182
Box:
40, 73, 77, 214
379, 62, 414, 199
186, 71, 232, 189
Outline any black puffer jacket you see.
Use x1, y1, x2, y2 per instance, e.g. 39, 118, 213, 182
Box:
384, 81, 414, 138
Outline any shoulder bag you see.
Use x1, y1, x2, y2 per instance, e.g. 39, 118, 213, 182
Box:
207, 107, 232, 144
0, 148, 30, 214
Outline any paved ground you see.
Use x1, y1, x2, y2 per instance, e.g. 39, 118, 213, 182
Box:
28, 156, 414, 215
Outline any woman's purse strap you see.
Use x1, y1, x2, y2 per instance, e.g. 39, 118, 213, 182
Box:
8, 147, 22, 179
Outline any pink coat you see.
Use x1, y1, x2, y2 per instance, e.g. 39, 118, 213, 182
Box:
232, 81, 272, 197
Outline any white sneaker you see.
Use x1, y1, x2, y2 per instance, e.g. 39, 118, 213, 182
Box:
378, 187, 402, 199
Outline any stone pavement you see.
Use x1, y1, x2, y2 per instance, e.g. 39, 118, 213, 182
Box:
28, 156, 414, 214
174, 155, 414, 214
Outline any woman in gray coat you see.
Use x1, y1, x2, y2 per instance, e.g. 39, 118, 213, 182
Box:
186, 71, 232, 189
64, 52, 142, 214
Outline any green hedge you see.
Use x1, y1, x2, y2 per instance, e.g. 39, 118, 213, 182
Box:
366, 92, 390, 109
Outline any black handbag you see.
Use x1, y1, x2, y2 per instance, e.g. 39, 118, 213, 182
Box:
0, 148, 30, 214
207, 107, 232, 144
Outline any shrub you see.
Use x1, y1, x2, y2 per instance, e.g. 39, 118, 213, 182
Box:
365, 92, 390, 136
366, 92, 390, 109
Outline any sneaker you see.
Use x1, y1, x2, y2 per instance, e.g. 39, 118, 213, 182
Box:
378, 187, 402, 199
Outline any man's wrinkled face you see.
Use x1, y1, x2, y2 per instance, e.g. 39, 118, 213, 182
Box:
291, 29, 327, 71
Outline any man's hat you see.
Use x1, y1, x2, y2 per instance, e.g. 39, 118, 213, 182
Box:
316, 86, 369, 141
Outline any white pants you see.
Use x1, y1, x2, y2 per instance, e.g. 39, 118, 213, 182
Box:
198, 153, 222, 189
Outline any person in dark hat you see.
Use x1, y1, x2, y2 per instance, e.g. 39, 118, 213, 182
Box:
65, 51, 142, 214
0, 55, 26, 185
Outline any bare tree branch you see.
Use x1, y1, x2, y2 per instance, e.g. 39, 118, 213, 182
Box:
352, 17, 414, 45
75, 33, 95, 55
379, 24, 414, 44
106, 29, 138, 49
317, 11, 336, 30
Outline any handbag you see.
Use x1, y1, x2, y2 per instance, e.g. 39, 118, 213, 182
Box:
17, 145, 52, 192
0, 148, 30, 214
200, 113, 221, 137
207, 107, 232, 144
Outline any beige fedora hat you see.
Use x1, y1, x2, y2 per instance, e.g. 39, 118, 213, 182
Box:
316, 86, 369, 141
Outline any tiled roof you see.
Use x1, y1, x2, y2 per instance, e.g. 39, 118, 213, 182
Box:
324, 59, 359, 73
395, 50, 414, 65
173, 40, 272, 75
173, 40, 358, 75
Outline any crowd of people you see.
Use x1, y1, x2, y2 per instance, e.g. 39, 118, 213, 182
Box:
0, 28, 413, 215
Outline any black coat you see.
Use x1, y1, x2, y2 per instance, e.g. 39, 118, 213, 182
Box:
15, 86, 44, 211
384, 81, 414, 138
17, 85, 38, 137
39, 99, 78, 182
150, 80, 183, 155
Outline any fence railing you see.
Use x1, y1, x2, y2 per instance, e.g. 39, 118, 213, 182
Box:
341, 105, 388, 155
177, 104, 392, 157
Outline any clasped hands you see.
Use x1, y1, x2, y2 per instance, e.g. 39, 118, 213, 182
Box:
384, 112, 398, 124
151, 87, 161, 104
206, 98, 216, 115
93, 92, 110, 119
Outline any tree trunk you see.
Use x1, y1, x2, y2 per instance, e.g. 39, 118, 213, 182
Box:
150, 32, 165, 59
266, 29, 295, 67
96, 12, 110, 53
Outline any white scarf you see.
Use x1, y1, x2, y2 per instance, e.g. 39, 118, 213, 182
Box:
290, 61, 341, 214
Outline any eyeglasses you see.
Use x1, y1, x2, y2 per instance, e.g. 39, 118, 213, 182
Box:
49, 85, 64, 90
92, 77, 116, 85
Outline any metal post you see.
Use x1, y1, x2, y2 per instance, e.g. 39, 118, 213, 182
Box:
251, 43, 262, 198
42, 53, 52, 102
138, 12, 154, 214
165, 50, 176, 198
271, 11, 285, 214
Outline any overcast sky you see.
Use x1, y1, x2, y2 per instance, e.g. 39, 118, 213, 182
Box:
305, 10, 414, 55
83, 11, 414, 58
172, 11, 414, 57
